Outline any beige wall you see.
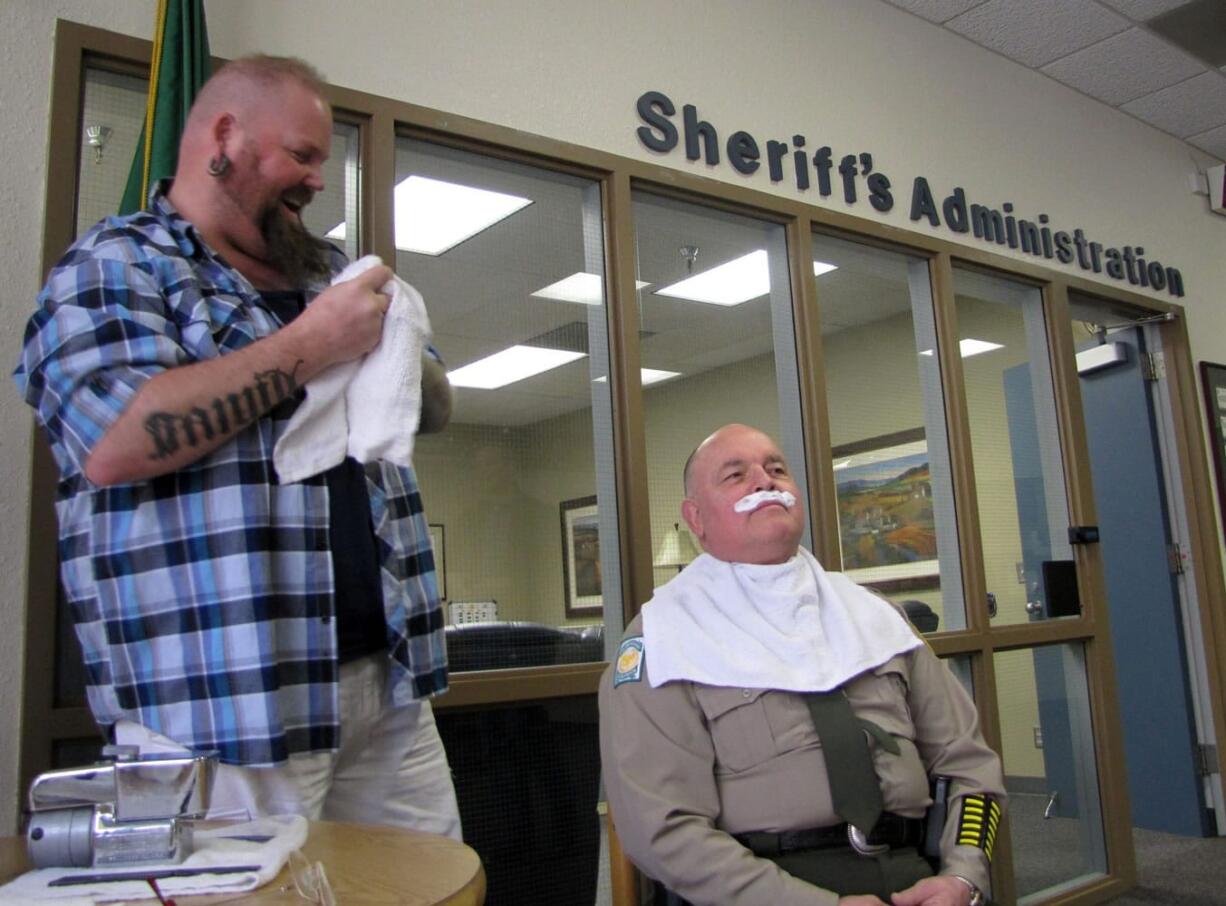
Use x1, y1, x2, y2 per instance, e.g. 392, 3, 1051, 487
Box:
4, 0, 1223, 829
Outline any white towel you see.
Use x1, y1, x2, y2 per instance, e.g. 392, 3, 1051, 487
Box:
273, 255, 432, 484
642, 548, 922, 691
0, 815, 307, 904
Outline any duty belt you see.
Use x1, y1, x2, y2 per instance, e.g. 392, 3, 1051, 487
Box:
735, 813, 926, 857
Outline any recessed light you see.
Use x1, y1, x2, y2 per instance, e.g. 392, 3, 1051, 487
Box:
447, 345, 585, 389
957, 339, 1004, 357
655, 250, 770, 306
531, 272, 650, 305
919, 338, 1004, 358
593, 368, 682, 386
654, 251, 838, 305
394, 175, 532, 255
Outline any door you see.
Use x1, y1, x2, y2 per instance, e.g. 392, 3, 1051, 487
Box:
1075, 322, 1208, 836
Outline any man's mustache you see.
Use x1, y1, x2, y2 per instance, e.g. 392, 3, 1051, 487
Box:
733, 490, 796, 513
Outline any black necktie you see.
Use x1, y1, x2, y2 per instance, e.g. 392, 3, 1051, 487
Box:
805, 689, 883, 833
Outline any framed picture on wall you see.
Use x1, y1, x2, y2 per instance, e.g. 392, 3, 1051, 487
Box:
560, 496, 603, 617
428, 523, 447, 601
831, 427, 940, 591
1199, 362, 1226, 529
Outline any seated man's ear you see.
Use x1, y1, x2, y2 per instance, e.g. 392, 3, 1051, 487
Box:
418, 354, 452, 434
681, 499, 704, 544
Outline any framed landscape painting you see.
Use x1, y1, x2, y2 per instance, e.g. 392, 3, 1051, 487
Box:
831, 427, 939, 590
560, 496, 603, 616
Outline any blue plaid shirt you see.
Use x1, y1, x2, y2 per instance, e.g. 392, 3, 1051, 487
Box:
13, 183, 448, 765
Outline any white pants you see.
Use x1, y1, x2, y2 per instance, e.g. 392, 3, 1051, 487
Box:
116, 654, 462, 840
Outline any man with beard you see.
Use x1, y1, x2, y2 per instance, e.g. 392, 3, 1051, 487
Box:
13, 56, 460, 836
599, 424, 1005, 905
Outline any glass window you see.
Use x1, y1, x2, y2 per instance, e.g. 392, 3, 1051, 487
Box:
954, 269, 1075, 627
995, 644, 1107, 902
815, 234, 963, 631
393, 139, 613, 906
77, 67, 148, 232
632, 193, 807, 584
395, 137, 617, 668
302, 120, 360, 261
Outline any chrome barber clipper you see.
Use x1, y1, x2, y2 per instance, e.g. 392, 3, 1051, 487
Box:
26, 746, 217, 868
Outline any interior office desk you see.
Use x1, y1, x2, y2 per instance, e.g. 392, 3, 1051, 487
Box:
0, 820, 486, 905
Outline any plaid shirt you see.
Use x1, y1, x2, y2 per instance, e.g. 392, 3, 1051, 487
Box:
13, 183, 447, 765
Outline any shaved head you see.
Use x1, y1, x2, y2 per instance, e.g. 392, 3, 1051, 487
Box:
186, 55, 328, 130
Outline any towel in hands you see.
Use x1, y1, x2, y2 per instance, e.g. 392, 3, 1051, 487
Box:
274, 255, 432, 484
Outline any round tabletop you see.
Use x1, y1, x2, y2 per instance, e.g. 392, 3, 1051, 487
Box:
0, 820, 485, 905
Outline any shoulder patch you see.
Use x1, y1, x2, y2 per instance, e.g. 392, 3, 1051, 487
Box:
613, 636, 645, 687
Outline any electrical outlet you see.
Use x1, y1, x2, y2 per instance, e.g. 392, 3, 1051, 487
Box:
1033, 726, 1044, 749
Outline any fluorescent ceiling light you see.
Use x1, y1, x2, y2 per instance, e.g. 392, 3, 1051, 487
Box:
957, 338, 1004, 357
654, 251, 839, 306
325, 222, 346, 240
394, 175, 532, 255
594, 368, 682, 386
531, 272, 651, 305
920, 338, 1004, 358
655, 250, 770, 306
448, 345, 585, 389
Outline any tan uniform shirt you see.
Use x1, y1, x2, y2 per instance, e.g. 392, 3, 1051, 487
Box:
599, 612, 1006, 906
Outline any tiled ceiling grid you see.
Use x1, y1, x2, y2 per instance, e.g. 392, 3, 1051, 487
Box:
880, 0, 1226, 163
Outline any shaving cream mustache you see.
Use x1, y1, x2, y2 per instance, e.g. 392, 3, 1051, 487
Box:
733, 490, 797, 513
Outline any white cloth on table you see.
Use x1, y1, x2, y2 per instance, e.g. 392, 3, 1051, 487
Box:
0, 814, 306, 904
273, 254, 432, 484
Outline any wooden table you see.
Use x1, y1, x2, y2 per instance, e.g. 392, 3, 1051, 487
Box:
1, 820, 485, 905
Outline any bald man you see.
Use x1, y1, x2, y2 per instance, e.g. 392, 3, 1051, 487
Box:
14, 56, 459, 836
600, 425, 1005, 905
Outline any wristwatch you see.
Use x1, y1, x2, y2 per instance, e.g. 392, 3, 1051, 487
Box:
952, 875, 986, 906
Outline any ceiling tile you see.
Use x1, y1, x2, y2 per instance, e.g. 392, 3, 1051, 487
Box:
1188, 123, 1226, 160
1096, 0, 1199, 22
1042, 27, 1205, 105
946, 0, 1131, 67
879, 0, 984, 24
1121, 70, 1226, 136
1147, 0, 1226, 66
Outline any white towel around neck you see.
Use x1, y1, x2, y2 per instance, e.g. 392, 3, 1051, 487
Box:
642, 548, 922, 691
273, 255, 432, 483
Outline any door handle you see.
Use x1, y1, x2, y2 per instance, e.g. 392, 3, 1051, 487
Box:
1026, 600, 1043, 616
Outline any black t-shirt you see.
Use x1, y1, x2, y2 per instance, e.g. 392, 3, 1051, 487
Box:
261, 290, 387, 663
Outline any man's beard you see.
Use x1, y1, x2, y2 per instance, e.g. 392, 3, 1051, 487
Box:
259, 205, 330, 287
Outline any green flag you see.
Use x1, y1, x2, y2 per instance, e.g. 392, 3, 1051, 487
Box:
119, 0, 211, 214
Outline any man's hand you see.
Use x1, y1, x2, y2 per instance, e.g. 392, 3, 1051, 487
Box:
287, 264, 392, 369
890, 875, 972, 906
83, 264, 395, 486
839, 896, 889, 905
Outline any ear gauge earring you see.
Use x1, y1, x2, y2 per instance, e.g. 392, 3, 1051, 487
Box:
207, 153, 231, 177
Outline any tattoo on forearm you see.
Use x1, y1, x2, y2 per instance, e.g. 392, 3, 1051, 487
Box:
145, 362, 302, 459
